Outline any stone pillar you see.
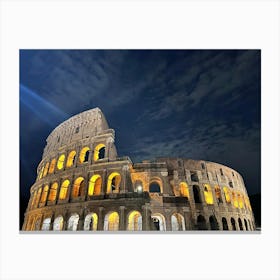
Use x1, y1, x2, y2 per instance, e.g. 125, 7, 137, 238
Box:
121, 165, 129, 193
182, 207, 191, 230
119, 206, 126, 230
49, 214, 54, 230
77, 209, 85, 230
142, 204, 151, 231
164, 209, 172, 231
97, 207, 104, 230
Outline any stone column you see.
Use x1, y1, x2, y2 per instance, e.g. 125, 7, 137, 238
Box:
121, 165, 129, 193
142, 204, 151, 231
119, 206, 126, 230
182, 207, 191, 230
97, 207, 104, 230
164, 209, 172, 231
106, 136, 114, 160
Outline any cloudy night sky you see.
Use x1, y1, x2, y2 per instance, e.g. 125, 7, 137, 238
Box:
20, 50, 261, 226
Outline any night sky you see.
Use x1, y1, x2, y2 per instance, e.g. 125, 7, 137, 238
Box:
20, 50, 261, 226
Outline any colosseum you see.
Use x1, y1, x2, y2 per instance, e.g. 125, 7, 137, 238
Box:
22, 108, 255, 232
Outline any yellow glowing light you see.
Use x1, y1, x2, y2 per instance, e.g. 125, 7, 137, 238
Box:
127, 211, 142, 231
107, 172, 121, 193
59, 180, 70, 200
43, 162, 49, 177
35, 188, 42, 206
237, 193, 244, 208
48, 158, 56, 174
31, 190, 37, 207
85, 213, 98, 231
57, 154, 65, 170
107, 212, 119, 231
40, 185, 49, 203
79, 147, 90, 163
232, 191, 238, 208
72, 177, 85, 197
93, 143, 105, 161
179, 182, 190, 198
39, 166, 44, 179
214, 186, 222, 200
223, 187, 231, 203
48, 182, 58, 201
88, 174, 102, 196
66, 150, 76, 167
203, 184, 214, 204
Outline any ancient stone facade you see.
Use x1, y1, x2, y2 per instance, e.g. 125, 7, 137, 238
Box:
22, 108, 255, 232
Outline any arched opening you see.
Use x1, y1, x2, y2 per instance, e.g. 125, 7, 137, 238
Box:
31, 190, 37, 208
40, 185, 49, 203
244, 219, 248, 230
204, 184, 214, 204
190, 171, 199, 182
171, 213, 185, 231
107, 172, 121, 193
93, 144, 106, 161
104, 212, 119, 231
88, 175, 102, 196
72, 177, 85, 197
57, 154, 65, 170
79, 147, 90, 163
127, 211, 142, 231
53, 216, 64, 231
238, 218, 243, 230
223, 187, 231, 203
48, 182, 58, 202
180, 182, 189, 199
84, 213, 98, 231
43, 162, 49, 177
134, 180, 143, 193
41, 218, 51, 231
67, 214, 79, 231
149, 181, 161, 193
197, 215, 207, 230
209, 215, 219, 230
215, 186, 223, 204
232, 191, 238, 208
39, 166, 44, 179
48, 158, 56, 174
237, 193, 244, 208
222, 217, 229, 230
59, 179, 70, 200
151, 213, 166, 231
231, 218, 236, 230
66, 150, 76, 167
193, 185, 201, 203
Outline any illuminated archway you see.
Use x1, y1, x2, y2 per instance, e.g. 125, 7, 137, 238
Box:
223, 187, 231, 203
57, 154, 65, 170
127, 211, 142, 231
72, 177, 85, 197
93, 143, 106, 161
232, 191, 238, 208
84, 213, 98, 231
237, 193, 244, 208
104, 212, 119, 231
35, 188, 42, 207
48, 182, 58, 202
203, 184, 213, 204
79, 147, 90, 163
171, 213, 185, 231
53, 216, 64, 231
107, 172, 121, 193
48, 158, 56, 174
134, 180, 143, 193
43, 162, 49, 177
88, 174, 102, 196
31, 190, 37, 208
40, 185, 49, 203
215, 186, 223, 203
59, 179, 70, 200
66, 150, 76, 167
41, 218, 51, 231
180, 182, 189, 198
151, 213, 166, 231
67, 214, 79, 231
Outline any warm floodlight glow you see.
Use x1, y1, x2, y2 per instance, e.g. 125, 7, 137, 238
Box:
88, 174, 102, 195
93, 143, 106, 161
203, 184, 213, 204
57, 154, 65, 170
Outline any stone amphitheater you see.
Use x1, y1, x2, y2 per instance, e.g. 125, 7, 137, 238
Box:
22, 108, 255, 232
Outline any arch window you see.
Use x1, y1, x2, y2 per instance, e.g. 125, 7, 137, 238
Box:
231, 218, 236, 230
84, 213, 98, 231
93, 144, 106, 161
151, 214, 166, 231
35, 188, 42, 207
171, 213, 185, 231
209, 215, 219, 230
67, 214, 79, 231
215, 186, 223, 203
222, 217, 229, 230
39, 166, 44, 179
66, 150, 76, 167
104, 212, 119, 231
223, 187, 231, 203
57, 154, 65, 170
244, 219, 248, 230
179, 182, 189, 199
48, 158, 56, 174
203, 184, 214, 204
127, 211, 142, 231
88, 174, 102, 196
107, 172, 121, 193
53, 216, 64, 231
48, 182, 58, 202
59, 179, 70, 200
134, 180, 143, 193
237, 193, 244, 208
197, 215, 207, 230
72, 177, 85, 197
40, 185, 49, 203
238, 218, 244, 230
41, 218, 51, 231
43, 162, 49, 177
149, 181, 161, 193
79, 147, 90, 163
190, 171, 199, 182
31, 191, 37, 208
193, 185, 201, 203
232, 191, 238, 208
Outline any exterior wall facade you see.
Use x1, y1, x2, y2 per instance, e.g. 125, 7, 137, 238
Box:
22, 108, 255, 232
